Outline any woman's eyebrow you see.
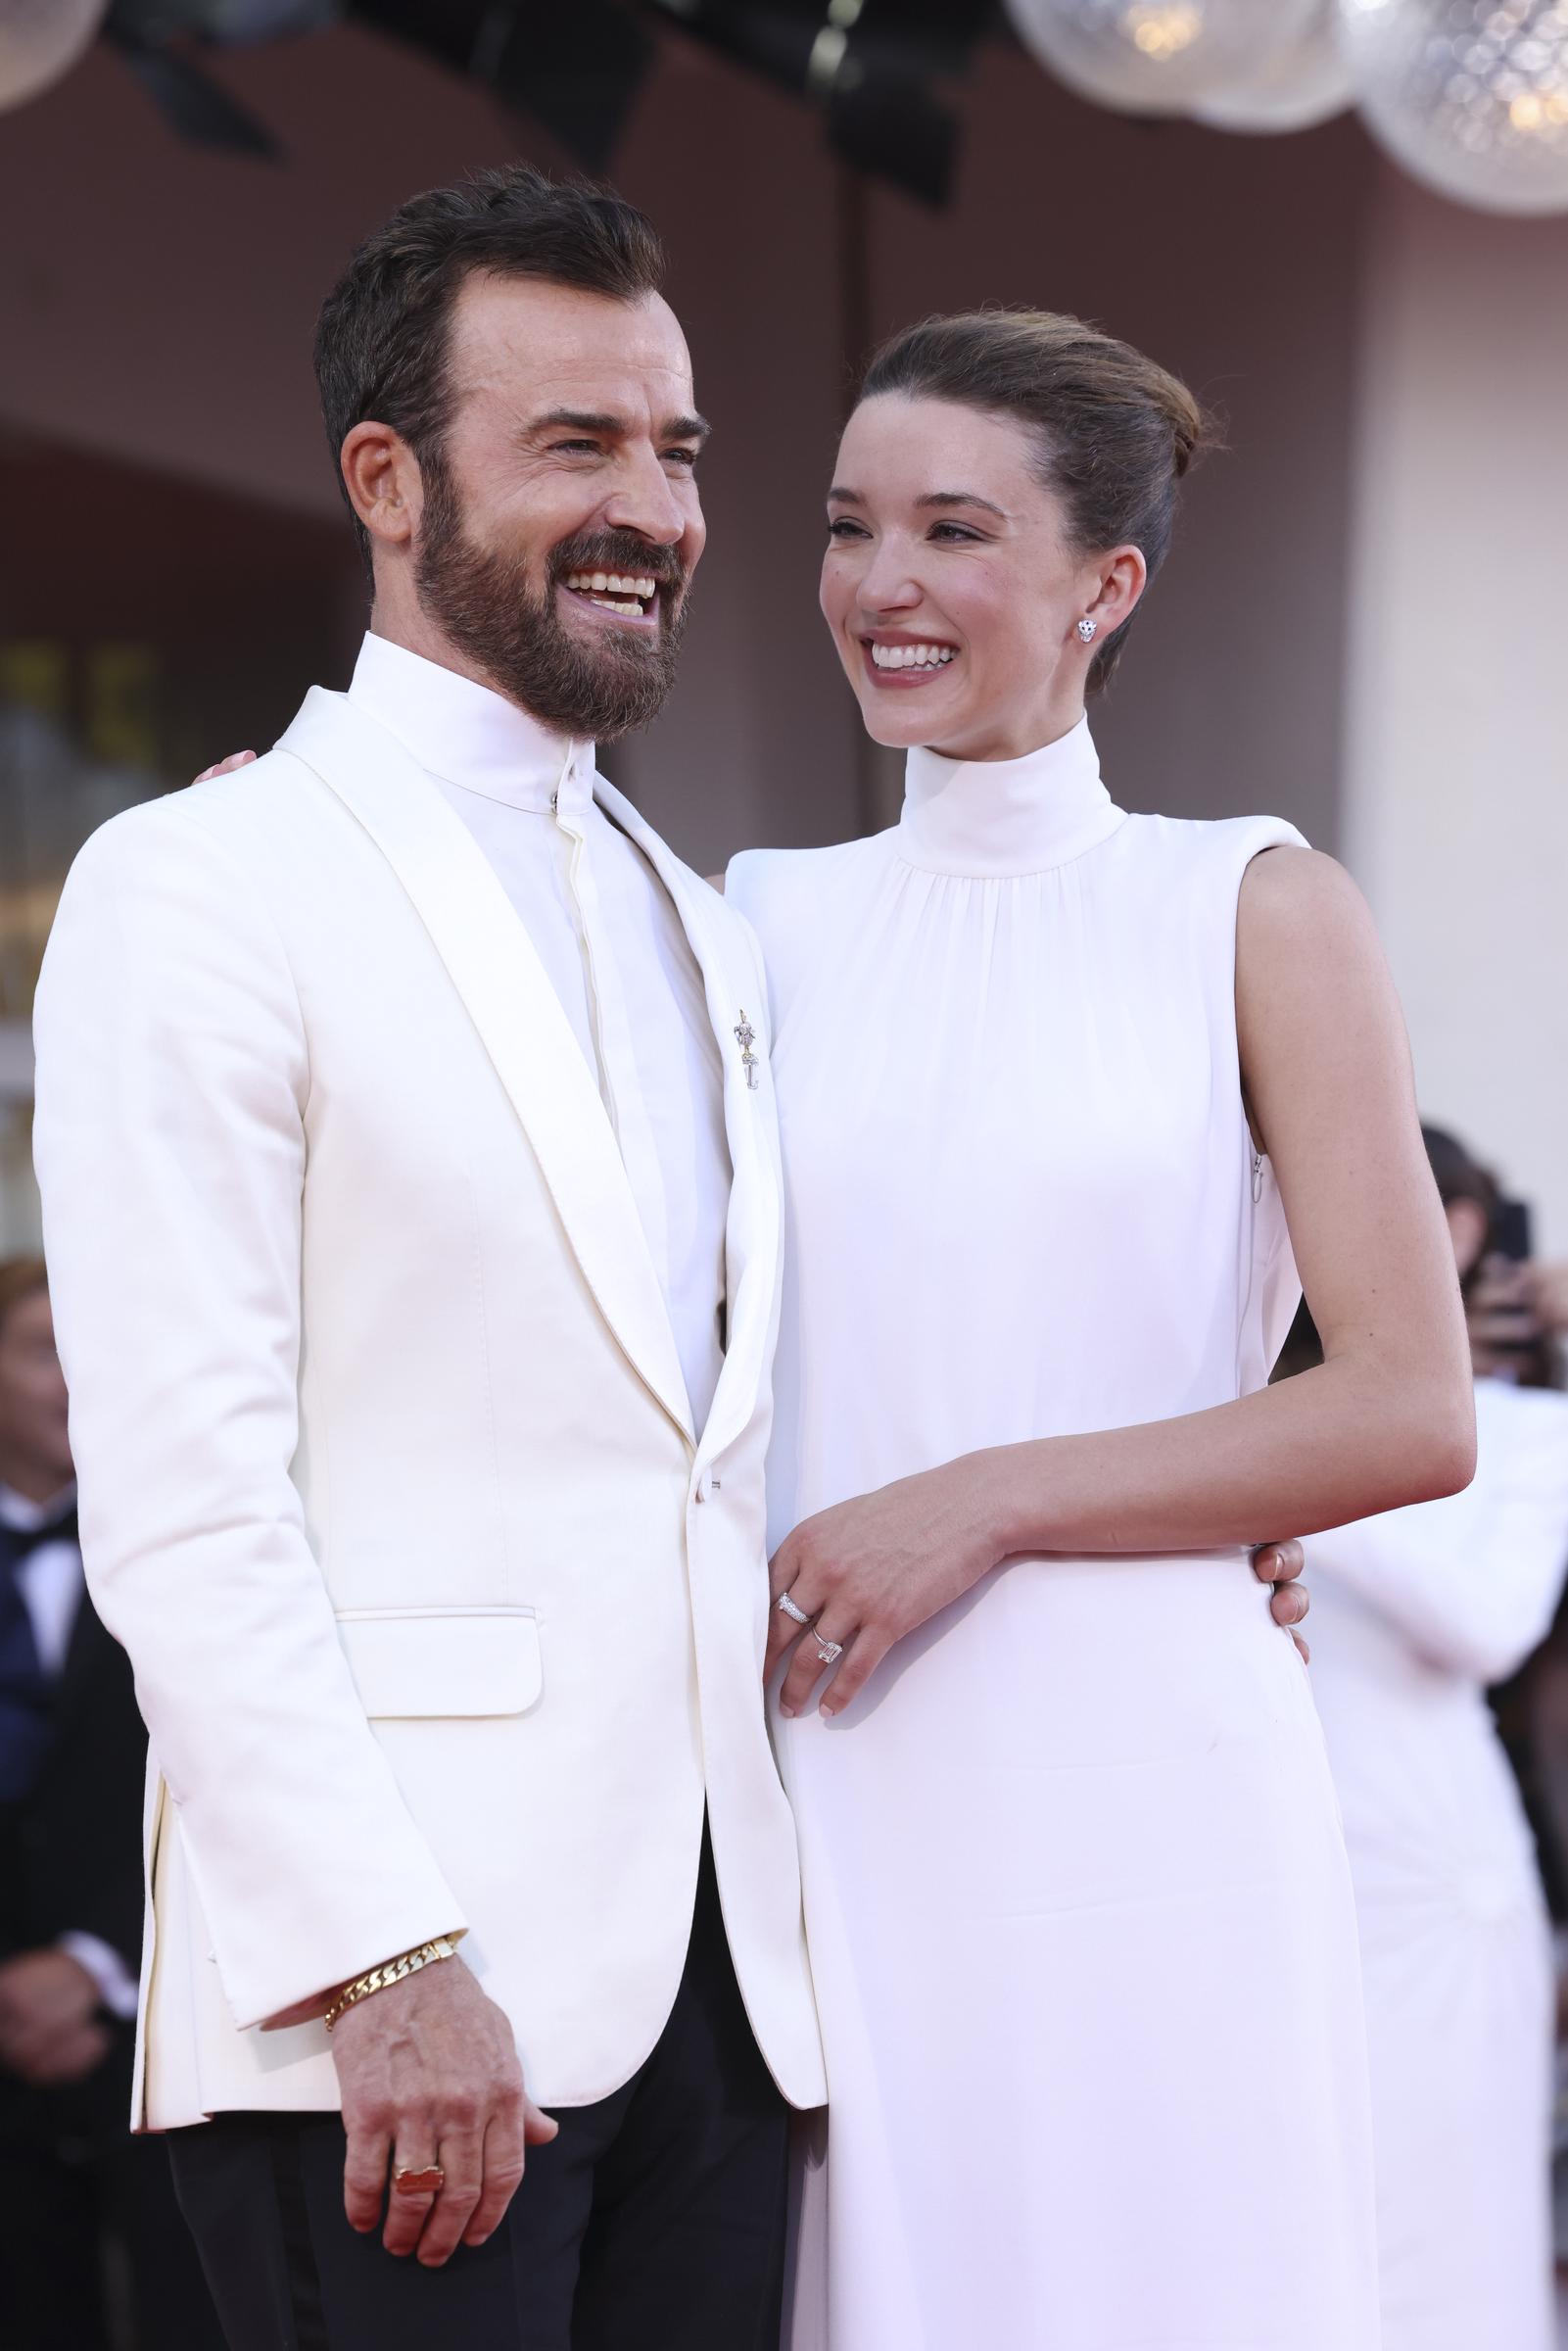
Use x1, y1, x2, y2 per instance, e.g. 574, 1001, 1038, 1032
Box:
825, 486, 1011, 520
916, 490, 1010, 520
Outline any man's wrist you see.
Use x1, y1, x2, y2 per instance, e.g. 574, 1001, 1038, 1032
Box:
324, 1933, 463, 2033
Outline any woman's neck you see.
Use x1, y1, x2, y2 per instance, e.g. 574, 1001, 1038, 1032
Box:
925, 695, 1088, 766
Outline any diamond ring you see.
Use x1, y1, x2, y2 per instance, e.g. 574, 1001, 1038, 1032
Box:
813, 1633, 843, 1667
776, 1592, 812, 1627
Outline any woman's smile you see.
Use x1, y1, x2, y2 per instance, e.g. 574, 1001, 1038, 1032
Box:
858, 633, 961, 690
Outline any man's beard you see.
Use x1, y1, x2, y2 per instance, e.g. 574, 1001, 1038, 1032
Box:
413, 470, 690, 744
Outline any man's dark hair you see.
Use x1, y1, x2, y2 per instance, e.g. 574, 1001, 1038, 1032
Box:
313, 166, 666, 574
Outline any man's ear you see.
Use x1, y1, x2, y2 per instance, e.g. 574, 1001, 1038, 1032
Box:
340, 422, 423, 552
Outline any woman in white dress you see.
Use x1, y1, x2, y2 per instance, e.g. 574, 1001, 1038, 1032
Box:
1306, 1127, 1568, 2351
725, 311, 1476, 2349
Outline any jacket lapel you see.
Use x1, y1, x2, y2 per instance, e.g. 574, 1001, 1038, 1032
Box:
278, 690, 694, 1445
594, 778, 782, 1470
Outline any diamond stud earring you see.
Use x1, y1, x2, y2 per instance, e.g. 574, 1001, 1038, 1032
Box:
1076, 618, 1098, 644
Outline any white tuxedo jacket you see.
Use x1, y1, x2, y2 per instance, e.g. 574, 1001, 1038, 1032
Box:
32, 687, 826, 2130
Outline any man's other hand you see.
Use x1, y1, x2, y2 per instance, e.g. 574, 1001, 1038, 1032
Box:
332, 1955, 558, 2268
0, 1948, 111, 2086
1254, 1539, 1309, 1662
193, 751, 259, 784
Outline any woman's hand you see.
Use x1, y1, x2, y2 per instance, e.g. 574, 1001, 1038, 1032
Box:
193, 751, 259, 783
767, 1457, 1005, 1719
768, 1481, 1314, 1718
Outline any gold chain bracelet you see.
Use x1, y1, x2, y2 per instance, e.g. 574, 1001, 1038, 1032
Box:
323, 1934, 460, 2033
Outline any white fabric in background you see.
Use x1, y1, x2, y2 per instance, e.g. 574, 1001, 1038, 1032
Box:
349, 634, 730, 1432
1309, 1374, 1568, 2351
729, 718, 1379, 2350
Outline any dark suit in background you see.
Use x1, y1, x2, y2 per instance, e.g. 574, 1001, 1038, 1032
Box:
0, 1509, 224, 2349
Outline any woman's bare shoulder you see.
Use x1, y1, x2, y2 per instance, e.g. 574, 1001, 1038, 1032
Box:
1238, 841, 1365, 933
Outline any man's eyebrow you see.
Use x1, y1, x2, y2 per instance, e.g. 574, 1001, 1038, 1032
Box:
527, 408, 626, 438
524, 408, 712, 443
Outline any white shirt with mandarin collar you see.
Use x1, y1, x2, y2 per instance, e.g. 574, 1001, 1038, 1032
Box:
348, 632, 730, 1433
0, 1479, 138, 2019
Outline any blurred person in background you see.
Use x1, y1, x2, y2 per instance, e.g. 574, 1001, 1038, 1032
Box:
1298, 1129, 1568, 2351
0, 1258, 221, 2349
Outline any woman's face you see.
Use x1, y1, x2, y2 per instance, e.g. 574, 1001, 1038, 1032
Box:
820, 394, 1146, 763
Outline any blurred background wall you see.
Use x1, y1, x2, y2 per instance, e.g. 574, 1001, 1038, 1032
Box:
0, 13, 1563, 1245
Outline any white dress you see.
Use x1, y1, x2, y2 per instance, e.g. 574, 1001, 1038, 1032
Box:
1308, 1375, 1568, 2351
727, 719, 1381, 2351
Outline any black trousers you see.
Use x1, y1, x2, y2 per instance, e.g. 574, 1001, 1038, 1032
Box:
169, 1838, 790, 2349
0, 2029, 226, 2351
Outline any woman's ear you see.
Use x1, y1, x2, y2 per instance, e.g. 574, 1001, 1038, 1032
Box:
1086, 543, 1148, 636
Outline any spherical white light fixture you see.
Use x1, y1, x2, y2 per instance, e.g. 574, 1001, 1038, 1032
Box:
1195, 3, 1357, 132
1337, 0, 1568, 215
0, 0, 106, 115
1007, 0, 1327, 117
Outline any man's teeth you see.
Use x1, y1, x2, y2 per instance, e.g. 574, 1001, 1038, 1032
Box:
565, 570, 658, 616
871, 642, 957, 671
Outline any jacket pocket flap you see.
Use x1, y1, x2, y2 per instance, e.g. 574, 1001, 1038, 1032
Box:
335, 1608, 542, 1719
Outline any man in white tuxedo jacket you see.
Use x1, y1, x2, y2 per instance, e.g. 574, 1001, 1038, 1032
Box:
31, 167, 824, 2349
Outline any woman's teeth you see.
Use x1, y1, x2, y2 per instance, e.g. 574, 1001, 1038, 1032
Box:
565, 571, 658, 616
871, 642, 956, 671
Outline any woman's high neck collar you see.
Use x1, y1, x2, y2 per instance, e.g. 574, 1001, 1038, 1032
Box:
896, 716, 1123, 880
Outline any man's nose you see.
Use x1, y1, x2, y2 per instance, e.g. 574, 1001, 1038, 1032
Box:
602, 451, 688, 547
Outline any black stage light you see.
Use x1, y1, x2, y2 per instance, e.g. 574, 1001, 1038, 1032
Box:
642, 0, 995, 207
110, 35, 281, 150
103, 0, 333, 154
354, 1, 656, 173
102, 0, 654, 174
108, 1, 338, 38
104, 1, 341, 155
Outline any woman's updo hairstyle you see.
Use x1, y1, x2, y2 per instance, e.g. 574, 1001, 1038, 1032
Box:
857, 309, 1211, 696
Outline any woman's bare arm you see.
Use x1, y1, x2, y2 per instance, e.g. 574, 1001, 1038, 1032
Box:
770, 848, 1474, 1715
988, 848, 1472, 1547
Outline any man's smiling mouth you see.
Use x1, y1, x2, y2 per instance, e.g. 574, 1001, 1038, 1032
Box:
563, 570, 659, 618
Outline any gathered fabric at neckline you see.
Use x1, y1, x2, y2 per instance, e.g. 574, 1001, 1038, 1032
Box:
896, 714, 1124, 880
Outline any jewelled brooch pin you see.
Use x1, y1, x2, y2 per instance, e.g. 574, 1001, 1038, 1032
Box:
734, 1010, 760, 1090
